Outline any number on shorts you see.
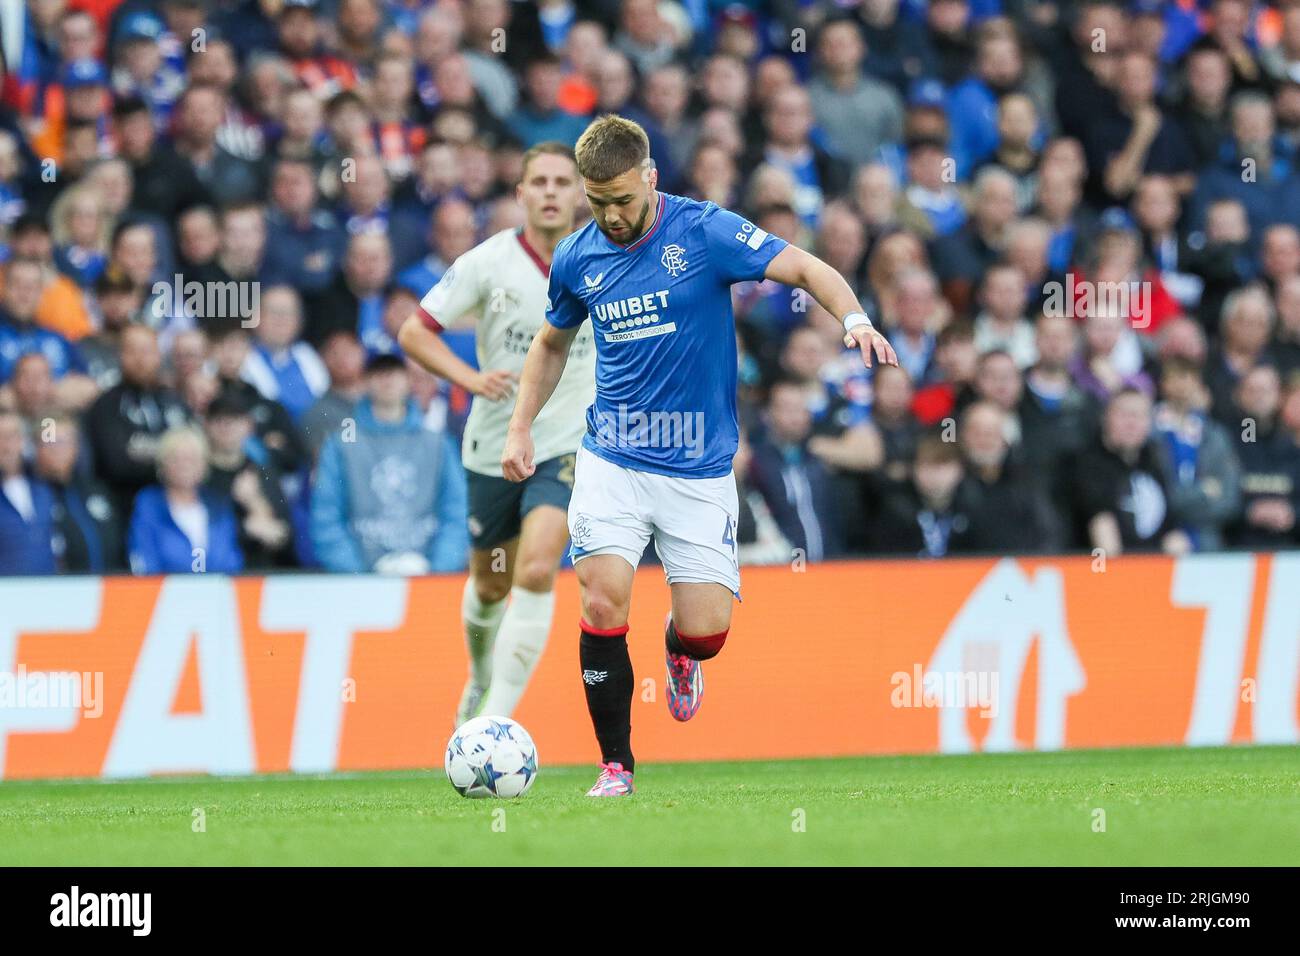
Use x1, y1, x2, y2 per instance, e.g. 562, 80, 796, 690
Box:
557, 454, 576, 487
722, 515, 736, 553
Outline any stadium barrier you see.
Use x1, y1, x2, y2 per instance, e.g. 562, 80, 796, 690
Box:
1, 553, 1296, 780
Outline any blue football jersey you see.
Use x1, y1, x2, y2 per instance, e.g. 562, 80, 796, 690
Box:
546, 193, 788, 478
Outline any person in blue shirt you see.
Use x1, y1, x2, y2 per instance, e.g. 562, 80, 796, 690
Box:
0, 257, 87, 384
507, 55, 589, 148
127, 425, 244, 575
500, 114, 899, 797
261, 158, 348, 294
311, 353, 468, 574
241, 285, 330, 421
0, 410, 56, 575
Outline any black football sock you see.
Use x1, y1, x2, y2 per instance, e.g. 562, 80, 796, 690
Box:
665, 618, 687, 657
666, 618, 728, 660
579, 621, 635, 773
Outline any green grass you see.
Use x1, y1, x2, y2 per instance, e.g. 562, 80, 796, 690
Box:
1, 746, 1297, 866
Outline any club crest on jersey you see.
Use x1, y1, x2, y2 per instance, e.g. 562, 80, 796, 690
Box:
661, 244, 688, 278
583, 272, 604, 290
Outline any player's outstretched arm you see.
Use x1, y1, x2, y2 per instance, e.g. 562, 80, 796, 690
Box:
763, 244, 900, 369
501, 322, 579, 482
397, 314, 517, 401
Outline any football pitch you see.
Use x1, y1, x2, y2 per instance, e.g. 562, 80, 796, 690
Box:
0, 746, 1296, 866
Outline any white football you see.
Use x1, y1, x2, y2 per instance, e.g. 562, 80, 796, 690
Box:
445, 715, 539, 798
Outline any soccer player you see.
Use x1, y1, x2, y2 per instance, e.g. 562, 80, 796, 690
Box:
398, 142, 595, 724
501, 116, 898, 796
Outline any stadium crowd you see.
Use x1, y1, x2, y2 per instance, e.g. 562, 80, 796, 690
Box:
3, 0, 1300, 575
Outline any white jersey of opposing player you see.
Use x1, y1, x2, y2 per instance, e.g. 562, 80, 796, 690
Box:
418, 228, 596, 476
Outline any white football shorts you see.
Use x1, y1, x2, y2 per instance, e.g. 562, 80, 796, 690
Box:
567, 445, 741, 596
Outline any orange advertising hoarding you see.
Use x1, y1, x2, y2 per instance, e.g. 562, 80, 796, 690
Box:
0, 553, 1296, 780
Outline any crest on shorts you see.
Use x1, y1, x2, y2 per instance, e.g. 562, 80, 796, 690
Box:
571, 514, 593, 548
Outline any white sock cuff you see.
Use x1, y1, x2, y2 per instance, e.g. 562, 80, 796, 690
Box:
462, 578, 507, 625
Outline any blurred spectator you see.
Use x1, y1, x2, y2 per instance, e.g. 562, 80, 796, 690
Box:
948, 24, 1028, 180
975, 93, 1043, 214
1272, 276, 1300, 379
886, 268, 942, 384
1155, 358, 1242, 552
301, 330, 367, 459
0, 258, 90, 388
49, 183, 110, 289
731, 433, 791, 567
912, 321, 978, 426
396, 197, 478, 295
958, 401, 1059, 553
973, 350, 1024, 446
1068, 307, 1154, 404
34, 415, 122, 573
1260, 224, 1300, 293
304, 232, 394, 349
1229, 364, 1300, 548
79, 267, 142, 390
870, 429, 974, 557
1133, 175, 1204, 316
973, 263, 1036, 368
809, 18, 905, 165
746, 378, 845, 561
930, 167, 1019, 313
870, 363, 922, 485
173, 84, 265, 207
852, 0, 935, 93
262, 157, 346, 294
1205, 285, 1276, 423
1069, 388, 1188, 555
311, 354, 467, 573
128, 425, 244, 575
1020, 315, 1098, 494
208, 322, 310, 474
901, 133, 966, 240
203, 392, 294, 570
614, 0, 682, 76
1192, 92, 1300, 247
1174, 41, 1232, 167
1185, 196, 1253, 333
0, 410, 56, 575
242, 286, 329, 422
85, 324, 192, 520
508, 55, 588, 148
112, 96, 212, 222
746, 84, 851, 228
6, 354, 56, 442
1085, 50, 1195, 204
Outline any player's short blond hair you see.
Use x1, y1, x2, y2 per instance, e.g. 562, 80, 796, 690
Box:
574, 115, 650, 183
520, 141, 577, 179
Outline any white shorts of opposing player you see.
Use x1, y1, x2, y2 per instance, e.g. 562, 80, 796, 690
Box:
567, 446, 741, 595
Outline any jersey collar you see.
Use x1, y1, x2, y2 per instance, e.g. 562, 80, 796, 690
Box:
514, 229, 550, 277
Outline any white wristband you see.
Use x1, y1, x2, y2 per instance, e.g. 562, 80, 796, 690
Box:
842, 311, 873, 334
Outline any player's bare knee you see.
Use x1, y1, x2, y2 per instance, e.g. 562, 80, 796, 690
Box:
513, 557, 557, 594
581, 591, 629, 630
473, 572, 511, 606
